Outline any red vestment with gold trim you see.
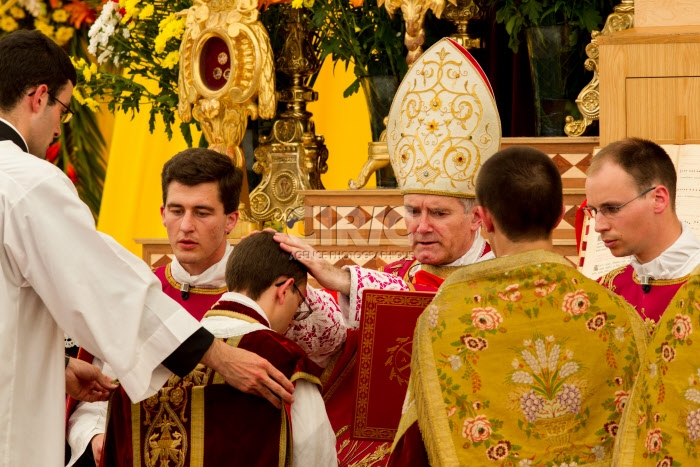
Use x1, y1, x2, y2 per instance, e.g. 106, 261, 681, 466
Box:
101, 300, 323, 467
153, 263, 226, 321
599, 264, 687, 333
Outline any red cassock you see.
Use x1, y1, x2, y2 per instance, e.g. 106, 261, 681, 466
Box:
599, 264, 687, 326
101, 300, 323, 467
153, 263, 227, 321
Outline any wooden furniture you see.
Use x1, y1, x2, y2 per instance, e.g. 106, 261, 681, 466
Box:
635, 0, 700, 28
598, 25, 700, 146
137, 137, 598, 269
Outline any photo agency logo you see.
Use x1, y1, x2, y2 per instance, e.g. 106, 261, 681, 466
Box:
296, 205, 410, 248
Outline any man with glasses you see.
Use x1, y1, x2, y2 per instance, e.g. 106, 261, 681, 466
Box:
100, 232, 336, 467
67, 148, 319, 466
585, 137, 700, 332
389, 146, 645, 466
0, 30, 295, 466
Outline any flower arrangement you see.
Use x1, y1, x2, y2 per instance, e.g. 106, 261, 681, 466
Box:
79, 0, 195, 143
298, 0, 407, 97
0, 0, 106, 218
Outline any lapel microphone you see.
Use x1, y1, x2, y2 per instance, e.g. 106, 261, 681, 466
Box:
181, 283, 191, 300
640, 275, 651, 294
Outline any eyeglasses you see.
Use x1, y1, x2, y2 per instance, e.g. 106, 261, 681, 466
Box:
583, 186, 656, 219
274, 280, 313, 321
28, 90, 74, 123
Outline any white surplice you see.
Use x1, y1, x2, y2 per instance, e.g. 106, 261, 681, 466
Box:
0, 139, 201, 467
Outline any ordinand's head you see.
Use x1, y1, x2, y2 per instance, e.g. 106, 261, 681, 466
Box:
0, 30, 76, 158
160, 148, 243, 275
585, 138, 679, 263
226, 231, 309, 333
475, 146, 563, 254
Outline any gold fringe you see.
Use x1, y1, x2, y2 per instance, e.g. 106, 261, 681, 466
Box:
413, 311, 460, 466
131, 401, 141, 467
190, 386, 205, 467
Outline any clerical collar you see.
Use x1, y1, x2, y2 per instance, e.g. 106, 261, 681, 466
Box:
169, 242, 232, 289
631, 222, 700, 280
0, 118, 29, 153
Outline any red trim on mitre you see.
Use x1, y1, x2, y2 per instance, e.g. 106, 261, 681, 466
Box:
447, 38, 494, 97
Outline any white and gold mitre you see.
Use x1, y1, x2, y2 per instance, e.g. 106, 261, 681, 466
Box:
387, 38, 501, 198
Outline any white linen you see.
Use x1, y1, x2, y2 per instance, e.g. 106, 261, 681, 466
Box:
202, 292, 338, 467
0, 142, 201, 467
631, 222, 700, 280
170, 242, 232, 288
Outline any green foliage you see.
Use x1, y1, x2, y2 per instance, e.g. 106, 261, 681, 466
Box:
304, 0, 407, 96
82, 0, 199, 146
487, 0, 618, 52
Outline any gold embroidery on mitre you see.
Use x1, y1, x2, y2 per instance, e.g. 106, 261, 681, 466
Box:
415, 160, 440, 185
387, 38, 500, 198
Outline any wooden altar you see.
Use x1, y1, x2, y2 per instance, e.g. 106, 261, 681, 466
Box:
137, 136, 598, 270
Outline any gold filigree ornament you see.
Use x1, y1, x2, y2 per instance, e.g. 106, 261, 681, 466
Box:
249, 5, 328, 226
380, 0, 452, 65
142, 387, 189, 467
386, 38, 501, 198
177, 0, 276, 225
565, 0, 634, 137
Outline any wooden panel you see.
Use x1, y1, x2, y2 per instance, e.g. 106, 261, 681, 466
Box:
599, 28, 700, 146
636, 1, 700, 28
597, 26, 700, 45
626, 77, 700, 142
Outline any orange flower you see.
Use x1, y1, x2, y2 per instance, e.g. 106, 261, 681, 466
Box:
350, 0, 364, 6
64, 0, 97, 29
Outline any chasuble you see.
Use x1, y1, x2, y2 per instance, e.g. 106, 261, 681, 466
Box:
390, 250, 646, 467
613, 264, 700, 466
102, 294, 336, 467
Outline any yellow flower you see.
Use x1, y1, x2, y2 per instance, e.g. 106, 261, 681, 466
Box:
426, 120, 439, 132
154, 35, 167, 54
9, 7, 25, 20
54, 26, 74, 46
161, 50, 179, 69
52, 9, 69, 23
302, 0, 315, 7
138, 4, 154, 20
0, 16, 18, 32
34, 19, 54, 38
154, 14, 185, 54
83, 97, 100, 112
72, 89, 86, 105
83, 65, 92, 83
291, 0, 303, 8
